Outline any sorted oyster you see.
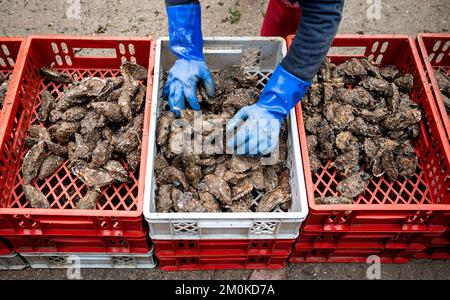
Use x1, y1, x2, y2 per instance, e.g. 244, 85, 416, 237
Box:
90, 140, 113, 168
103, 160, 128, 182
257, 187, 290, 212
22, 141, 46, 184
37, 91, 55, 122
337, 172, 370, 198
76, 189, 101, 210
72, 164, 115, 189
41, 67, 72, 83
156, 184, 174, 212
38, 154, 65, 180
203, 175, 232, 205
315, 196, 352, 205
49, 121, 80, 144
23, 184, 50, 208
27, 125, 51, 141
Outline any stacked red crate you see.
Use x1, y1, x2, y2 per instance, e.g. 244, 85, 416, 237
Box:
154, 239, 294, 271
286, 34, 450, 263
0, 36, 155, 257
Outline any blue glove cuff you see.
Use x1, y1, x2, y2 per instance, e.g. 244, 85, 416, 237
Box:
166, 4, 204, 61
257, 64, 312, 118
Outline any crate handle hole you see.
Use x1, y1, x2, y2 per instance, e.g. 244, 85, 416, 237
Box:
442, 41, 450, 52
432, 40, 441, 52
73, 48, 117, 58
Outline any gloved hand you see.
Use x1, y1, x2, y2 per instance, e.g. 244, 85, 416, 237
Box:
226, 64, 312, 155
163, 3, 214, 116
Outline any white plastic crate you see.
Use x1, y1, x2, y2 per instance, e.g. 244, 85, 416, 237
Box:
143, 37, 309, 240
20, 249, 156, 269
0, 253, 27, 270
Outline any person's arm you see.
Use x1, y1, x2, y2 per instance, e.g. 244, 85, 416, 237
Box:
227, 0, 345, 155
282, 0, 345, 82
163, 0, 214, 116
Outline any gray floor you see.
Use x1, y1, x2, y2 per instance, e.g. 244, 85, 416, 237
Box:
0, 0, 449, 280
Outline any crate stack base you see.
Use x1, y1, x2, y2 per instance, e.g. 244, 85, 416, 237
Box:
287, 34, 450, 263
0, 36, 155, 268
154, 239, 294, 271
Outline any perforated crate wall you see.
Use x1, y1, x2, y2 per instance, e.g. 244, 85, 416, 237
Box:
0, 36, 154, 236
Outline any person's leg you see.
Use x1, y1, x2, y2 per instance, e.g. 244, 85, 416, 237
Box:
260, 0, 302, 38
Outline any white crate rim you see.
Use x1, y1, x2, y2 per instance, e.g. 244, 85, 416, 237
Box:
143, 37, 309, 238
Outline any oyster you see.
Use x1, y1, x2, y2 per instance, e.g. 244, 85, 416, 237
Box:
41, 67, 72, 83
156, 111, 175, 146
38, 154, 65, 180
22, 141, 46, 184
156, 184, 174, 212
202, 175, 232, 205
23, 184, 50, 208
27, 125, 51, 141
257, 187, 290, 212
90, 140, 113, 168
393, 74, 414, 93
36, 91, 55, 122
72, 165, 116, 189
315, 196, 352, 205
61, 106, 88, 122
49, 121, 80, 144
122, 62, 148, 81
337, 171, 370, 198
76, 189, 101, 210
90, 102, 125, 123
103, 160, 129, 182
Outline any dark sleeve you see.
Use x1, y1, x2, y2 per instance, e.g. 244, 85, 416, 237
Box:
165, 0, 198, 6
281, 0, 345, 82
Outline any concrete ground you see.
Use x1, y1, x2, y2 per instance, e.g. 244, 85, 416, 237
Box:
0, 0, 449, 280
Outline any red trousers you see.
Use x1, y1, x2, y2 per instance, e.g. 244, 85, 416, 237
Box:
260, 0, 302, 38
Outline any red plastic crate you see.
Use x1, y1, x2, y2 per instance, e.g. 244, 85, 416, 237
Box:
417, 34, 450, 140
0, 36, 155, 236
5, 233, 151, 254
153, 239, 295, 257
296, 230, 442, 248
158, 255, 288, 271
414, 246, 450, 259
287, 34, 450, 232
289, 242, 418, 263
0, 238, 12, 255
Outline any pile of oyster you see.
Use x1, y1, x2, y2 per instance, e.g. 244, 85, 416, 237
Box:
302, 58, 423, 205
434, 68, 450, 113
155, 66, 292, 213
21, 62, 148, 209
0, 73, 10, 108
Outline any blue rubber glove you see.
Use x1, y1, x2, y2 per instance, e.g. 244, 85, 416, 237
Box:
163, 3, 214, 116
226, 64, 312, 155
